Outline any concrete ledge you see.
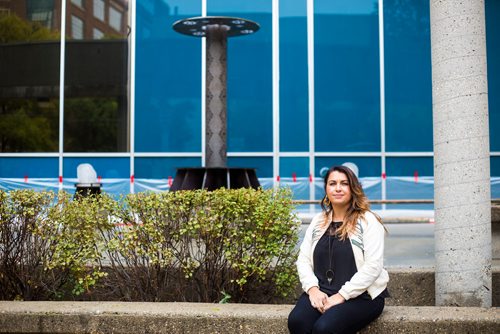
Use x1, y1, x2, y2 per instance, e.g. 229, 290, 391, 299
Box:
291, 269, 499, 307
382, 268, 499, 307
0, 301, 498, 334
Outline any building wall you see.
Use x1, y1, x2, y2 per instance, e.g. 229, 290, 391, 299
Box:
0, 0, 499, 198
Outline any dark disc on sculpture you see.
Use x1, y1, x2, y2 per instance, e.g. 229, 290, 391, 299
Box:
173, 16, 260, 38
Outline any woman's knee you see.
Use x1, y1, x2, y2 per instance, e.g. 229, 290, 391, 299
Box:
311, 321, 330, 334
311, 316, 343, 334
288, 310, 308, 333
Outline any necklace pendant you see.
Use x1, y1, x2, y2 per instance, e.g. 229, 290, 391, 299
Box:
326, 269, 334, 285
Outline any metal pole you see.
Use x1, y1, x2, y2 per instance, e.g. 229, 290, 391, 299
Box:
205, 25, 228, 167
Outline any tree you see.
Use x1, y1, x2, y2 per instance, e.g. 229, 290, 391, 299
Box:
0, 13, 59, 43
0, 13, 59, 152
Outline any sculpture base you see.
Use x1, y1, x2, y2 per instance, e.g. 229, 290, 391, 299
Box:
74, 183, 102, 198
170, 167, 260, 191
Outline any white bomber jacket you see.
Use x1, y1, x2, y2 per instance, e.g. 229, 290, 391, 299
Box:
296, 211, 389, 300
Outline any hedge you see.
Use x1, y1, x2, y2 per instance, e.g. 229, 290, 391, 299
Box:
0, 188, 300, 303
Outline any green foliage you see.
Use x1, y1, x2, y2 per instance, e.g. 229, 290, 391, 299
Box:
0, 99, 58, 152
219, 291, 231, 304
45, 192, 116, 295
0, 188, 301, 303
0, 190, 64, 300
0, 190, 115, 300
0, 12, 61, 153
104, 188, 300, 303
0, 14, 59, 44
64, 98, 120, 152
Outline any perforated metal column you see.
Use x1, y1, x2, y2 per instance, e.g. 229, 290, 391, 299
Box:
205, 25, 228, 167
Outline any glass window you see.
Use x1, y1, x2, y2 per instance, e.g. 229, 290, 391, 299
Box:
109, 6, 122, 31
135, 157, 201, 179
314, 0, 381, 152
486, 0, 500, 152
492, 156, 500, 178
71, 0, 83, 8
209, 0, 273, 152
94, 0, 105, 21
0, 1, 60, 152
315, 157, 381, 202
385, 177, 434, 211
385, 157, 434, 211
384, 0, 432, 152
279, 157, 310, 200
93, 28, 104, 39
64, 2, 129, 152
135, 0, 201, 152
279, 157, 309, 179
386, 157, 433, 177
315, 157, 381, 178
0, 158, 58, 178
27, 0, 55, 27
63, 157, 129, 178
227, 157, 273, 178
71, 15, 84, 39
280, 0, 308, 152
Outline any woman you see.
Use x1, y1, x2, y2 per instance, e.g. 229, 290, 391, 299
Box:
288, 165, 389, 334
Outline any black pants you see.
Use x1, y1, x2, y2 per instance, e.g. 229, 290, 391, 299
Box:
288, 292, 385, 334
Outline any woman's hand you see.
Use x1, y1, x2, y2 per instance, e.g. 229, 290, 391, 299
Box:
323, 293, 346, 312
307, 286, 328, 312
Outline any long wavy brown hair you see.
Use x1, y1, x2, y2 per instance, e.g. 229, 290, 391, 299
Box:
320, 165, 382, 240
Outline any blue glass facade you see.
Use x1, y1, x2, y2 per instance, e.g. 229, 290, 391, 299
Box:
135, 157, 201, 178
384, 0, 433, 152
209, 0, 273, 152
1, 0, 499, 199
486, 0, 500, 152
63, 157, 130, 178
0, 158, 58, 178
279, 0, 308, 152
315, 0, 381, 152
135, 0, 202, 153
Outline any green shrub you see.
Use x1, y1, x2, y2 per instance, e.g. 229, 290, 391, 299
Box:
0, 190, 115, 300
101, 187, 300, 303
45, 192, 115, 296
0, 188, 301, 303
0, 189, 59, 300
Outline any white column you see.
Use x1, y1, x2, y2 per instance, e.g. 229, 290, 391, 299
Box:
58, 0, 67, 190
378, 0, 387, 210
272, 0, 280, 189
307, 0, 315, 204
129, 0, 137, 193
430, 0, 491, 307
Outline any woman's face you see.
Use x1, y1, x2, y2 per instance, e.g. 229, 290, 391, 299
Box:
326, 170, 352, 208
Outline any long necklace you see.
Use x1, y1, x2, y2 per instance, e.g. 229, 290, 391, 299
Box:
326, 221, 335, 285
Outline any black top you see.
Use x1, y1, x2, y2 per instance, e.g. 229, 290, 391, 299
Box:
313, 221, 389, 298
313, 221, 358, 295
